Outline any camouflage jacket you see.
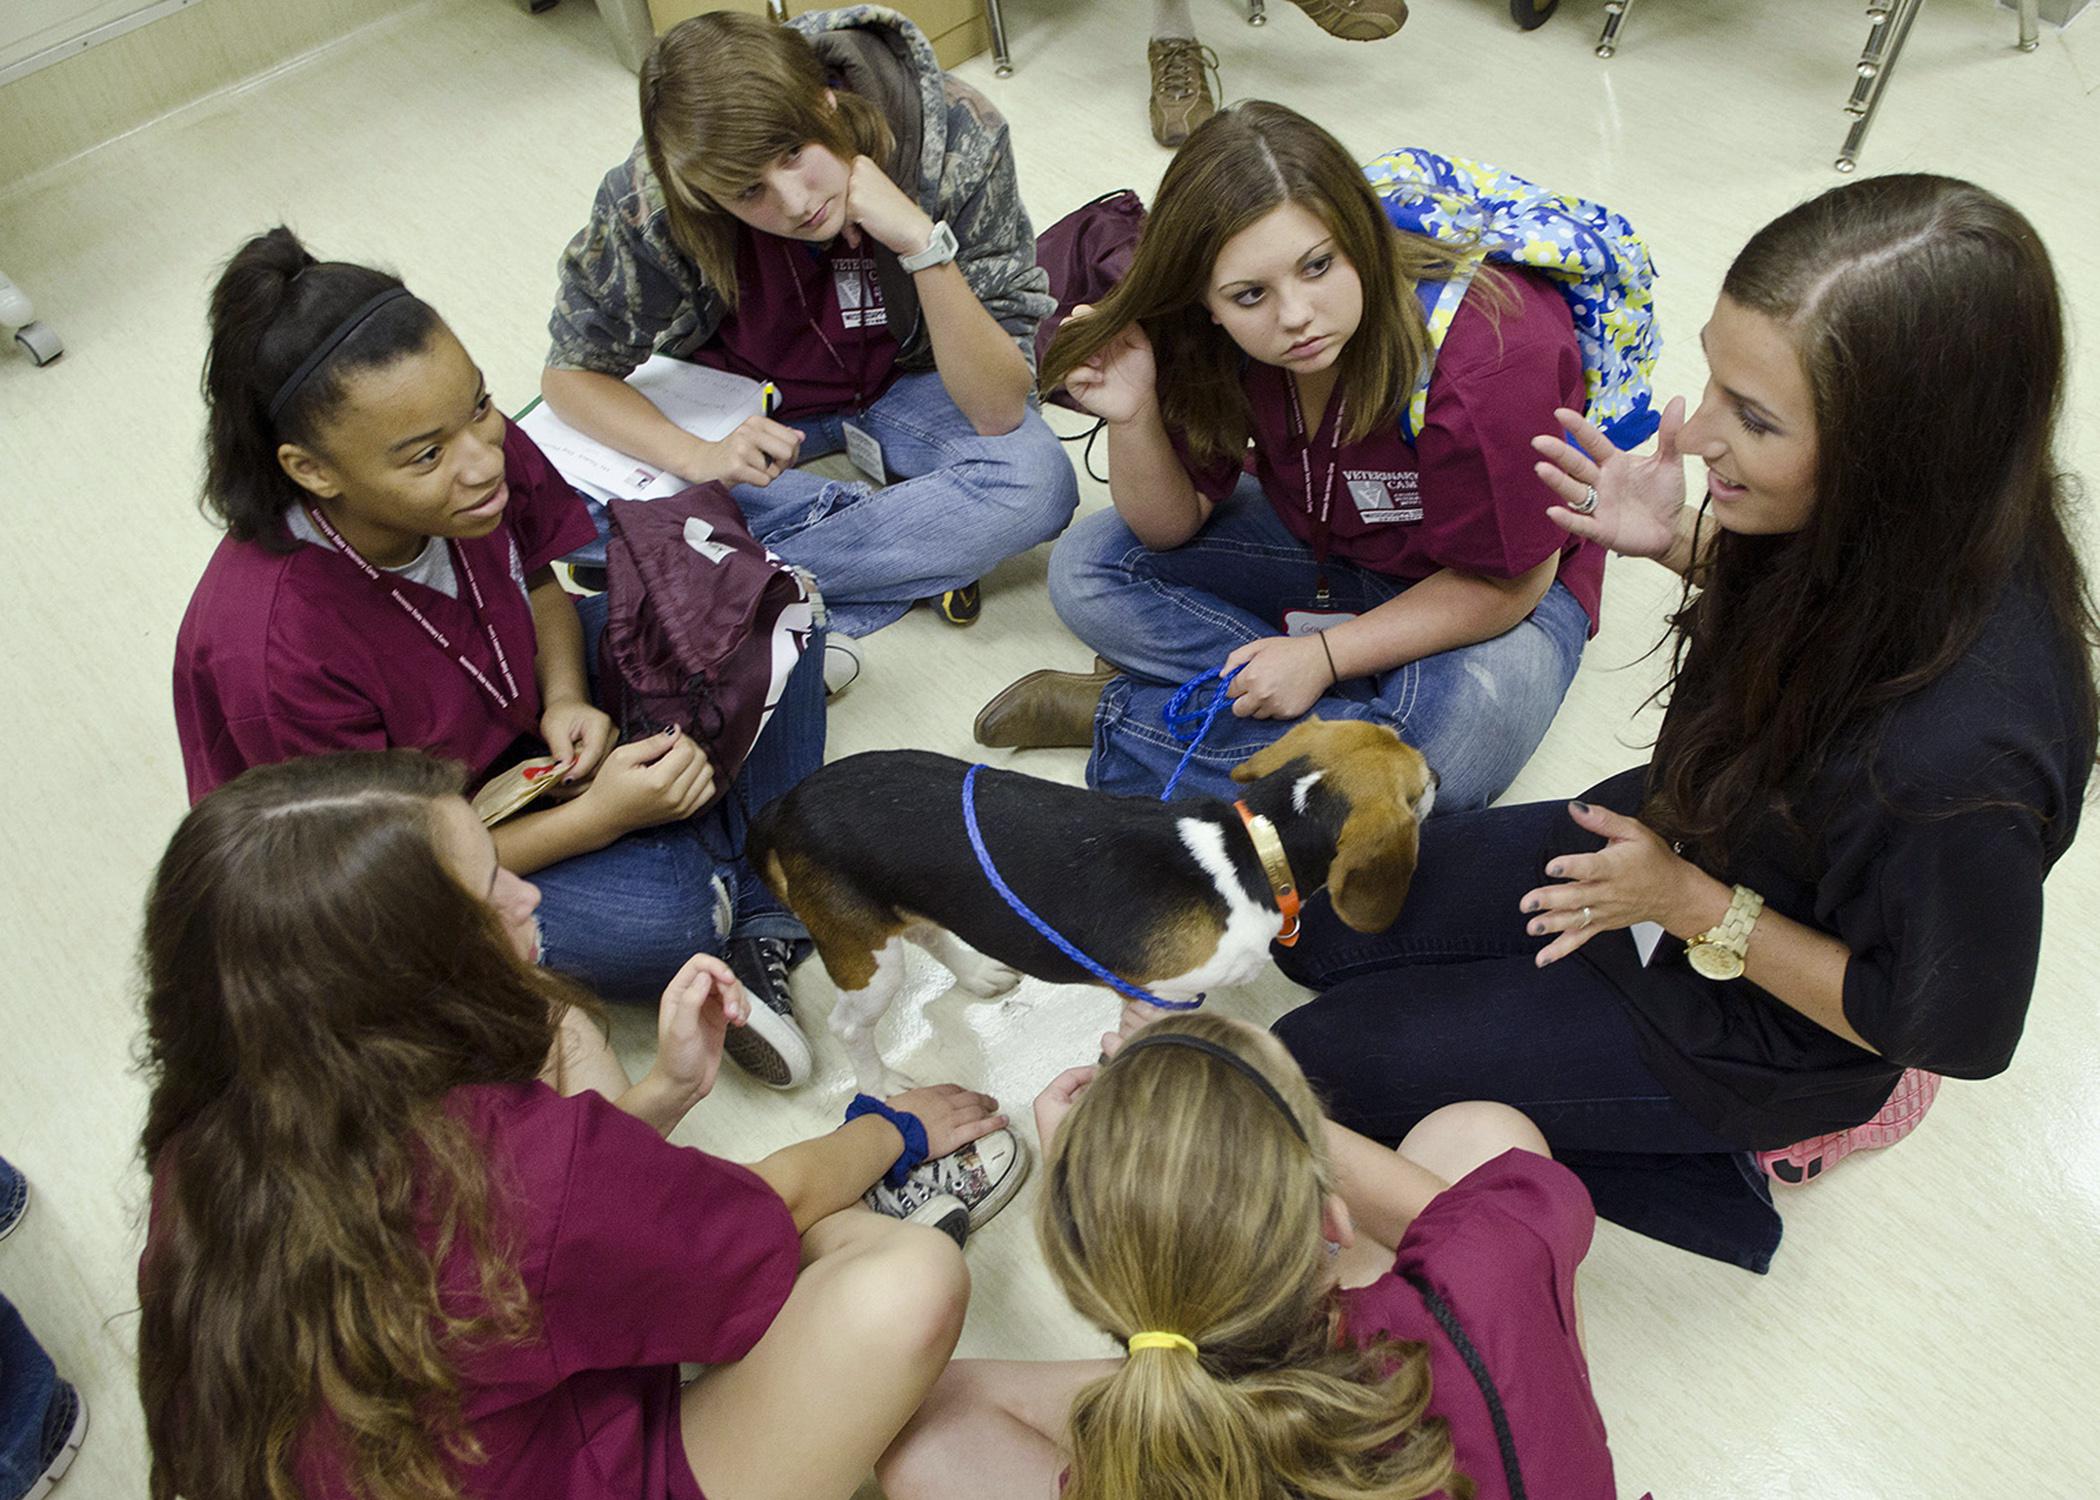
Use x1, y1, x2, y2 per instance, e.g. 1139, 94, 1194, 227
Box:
546, 5, 1051, 379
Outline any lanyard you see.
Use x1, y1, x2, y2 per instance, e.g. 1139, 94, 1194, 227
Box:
783, 242, 883, 412
305, 506, 521, 712
1283, 377, 1347, 602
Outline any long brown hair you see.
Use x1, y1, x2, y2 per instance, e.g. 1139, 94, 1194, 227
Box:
1039, 102, 1466, 467
1648, 175, 2100, 863
639, 11, 895, 307
1040, 1014, 1469, 1500
137, 752, 587, 1500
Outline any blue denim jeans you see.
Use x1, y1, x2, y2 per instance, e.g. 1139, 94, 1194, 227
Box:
533, 595, 825, 1005
726, 373, 1080, 638
0, 1170, 56, 1499
1269, 798, 1783, 1273
1047, 481, 1590, 807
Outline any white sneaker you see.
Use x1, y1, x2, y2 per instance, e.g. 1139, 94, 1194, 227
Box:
823, 637, 863, 699
865, 1128, 1031, 1236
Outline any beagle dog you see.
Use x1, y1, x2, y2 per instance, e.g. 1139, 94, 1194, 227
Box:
750, 719, 1437, 1096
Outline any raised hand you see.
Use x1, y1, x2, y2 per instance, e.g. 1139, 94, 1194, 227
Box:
1059, 310, 1159, 426
1531, 398, 1689, 562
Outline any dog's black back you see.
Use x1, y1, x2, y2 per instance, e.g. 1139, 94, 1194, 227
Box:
750, 751, 1256, 985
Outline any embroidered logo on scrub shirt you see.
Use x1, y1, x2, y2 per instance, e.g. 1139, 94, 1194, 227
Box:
835, 254, 887, 331
1345, 471, 1422, 524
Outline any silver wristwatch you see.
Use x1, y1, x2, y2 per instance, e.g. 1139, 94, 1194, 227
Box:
898, 219, 959, 273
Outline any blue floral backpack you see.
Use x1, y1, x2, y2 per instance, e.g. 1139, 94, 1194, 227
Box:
1363, 147, 1662, 450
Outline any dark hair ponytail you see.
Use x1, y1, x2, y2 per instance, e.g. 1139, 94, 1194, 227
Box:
200, 227, 442, 545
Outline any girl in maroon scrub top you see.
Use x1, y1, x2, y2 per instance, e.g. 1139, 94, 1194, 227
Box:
173, 228, 831, 1089
878, 1014, 1621, 1500
979, 102, 1597, 810
136, 752, 1011, 1500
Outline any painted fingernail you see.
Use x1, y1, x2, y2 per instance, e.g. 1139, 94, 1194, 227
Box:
1545, 864, 1563, 878
1529, 921, 1544, 936
662, 725, 678, 737
1523, 898, 1540, 913
1571, 800, 1591, 814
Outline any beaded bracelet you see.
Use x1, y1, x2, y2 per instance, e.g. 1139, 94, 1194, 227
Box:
843, 1094, 930, 1188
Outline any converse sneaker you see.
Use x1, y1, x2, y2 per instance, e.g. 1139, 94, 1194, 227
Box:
723, 937, 815, 1089
903, 1191, 973, 1249
22, 1378, 87, 1500
1756, 1069, 1943, 1185
866, 1127, 1031, 1236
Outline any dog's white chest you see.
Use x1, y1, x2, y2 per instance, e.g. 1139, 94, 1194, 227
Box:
1144, 819, 1284, 1001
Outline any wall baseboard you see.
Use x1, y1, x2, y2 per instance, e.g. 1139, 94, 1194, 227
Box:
0, 0, 431, 189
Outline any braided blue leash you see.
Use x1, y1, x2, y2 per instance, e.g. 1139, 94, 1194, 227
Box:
961, 763, 1202, 1011
1159, 664, 1244, 802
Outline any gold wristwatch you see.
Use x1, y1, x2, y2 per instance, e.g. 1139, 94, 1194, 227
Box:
1686, 885, 1764, 981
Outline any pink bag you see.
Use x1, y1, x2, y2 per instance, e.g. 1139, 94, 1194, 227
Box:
597, 484, 817, 801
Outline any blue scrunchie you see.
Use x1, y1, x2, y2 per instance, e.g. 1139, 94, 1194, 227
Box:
844, 1094, 929, 1189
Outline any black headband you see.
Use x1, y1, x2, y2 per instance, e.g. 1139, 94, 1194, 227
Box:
266, 285, 413, 425
1112, 1032, 1311, 1143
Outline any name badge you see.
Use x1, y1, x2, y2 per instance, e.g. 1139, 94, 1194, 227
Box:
1282, 608, 1356, 638
841, 420, 887, 485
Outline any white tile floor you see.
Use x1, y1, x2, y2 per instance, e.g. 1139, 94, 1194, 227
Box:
3, 0, 2099, 1494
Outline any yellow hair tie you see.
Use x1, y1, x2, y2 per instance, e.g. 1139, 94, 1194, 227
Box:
1127, 1331, 1199, 1357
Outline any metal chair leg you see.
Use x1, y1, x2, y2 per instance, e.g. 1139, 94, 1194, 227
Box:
1844, 3, 1896, 115
983, 0, 1012, 75
1249, 0, 1268, 25
1837, 0, 1924, 172
1596, 0, 1635, 58
2018, 0, 2040, 50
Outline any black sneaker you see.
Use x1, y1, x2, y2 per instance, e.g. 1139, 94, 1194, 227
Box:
25, 1378, 87, 1500
932, 582, 982, 625
724, 937, 815, 1089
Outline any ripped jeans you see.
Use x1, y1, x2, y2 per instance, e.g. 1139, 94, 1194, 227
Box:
1048, 479, 1590, 809
532, 595, 823, 1005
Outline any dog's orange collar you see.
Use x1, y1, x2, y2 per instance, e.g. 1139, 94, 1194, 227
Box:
1235, 801, 1302, 947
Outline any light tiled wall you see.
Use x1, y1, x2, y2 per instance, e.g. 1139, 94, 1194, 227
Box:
0, 0, 432, 187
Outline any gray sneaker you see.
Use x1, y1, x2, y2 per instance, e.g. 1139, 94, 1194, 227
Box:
724, 937, 815, 1089
866, 1128, 1031, 1237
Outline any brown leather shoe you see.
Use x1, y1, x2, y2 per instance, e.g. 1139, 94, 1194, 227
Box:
974, 659, 1118, 750
1147, 38, 1218, 149
1288, 0, 1407, 41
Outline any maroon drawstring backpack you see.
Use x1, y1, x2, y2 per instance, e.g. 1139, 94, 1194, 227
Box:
1033, 189, 1146, 412
597, 483, 817, 804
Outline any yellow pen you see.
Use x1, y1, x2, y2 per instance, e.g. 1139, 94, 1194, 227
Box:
759, 381, 781, 417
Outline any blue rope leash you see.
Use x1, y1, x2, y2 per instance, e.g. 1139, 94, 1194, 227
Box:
1158, 664, 1244, 802
961, 763, 1202, 1011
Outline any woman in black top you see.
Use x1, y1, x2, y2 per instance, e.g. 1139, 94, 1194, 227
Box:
1269, 175, 2098, 1271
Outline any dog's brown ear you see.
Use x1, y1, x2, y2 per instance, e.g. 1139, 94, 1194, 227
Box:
1231, 738, 1293, 785
1232, 721, 1328, 784
1328, 803, 1419, 932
